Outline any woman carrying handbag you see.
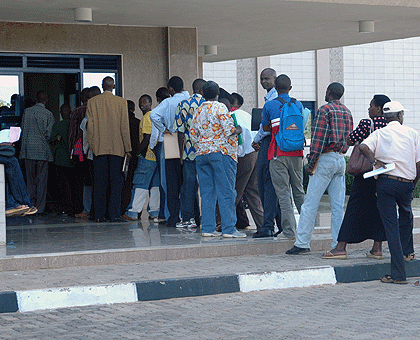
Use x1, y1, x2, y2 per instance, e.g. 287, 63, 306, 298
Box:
322, 94, 390, 259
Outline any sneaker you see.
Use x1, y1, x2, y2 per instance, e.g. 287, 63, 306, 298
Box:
202, 230, 222, 237
222, 230, 247, 238
188, 218, 197, 228
252, 230, 274, 238
176, 220, 190, 228
286, 245, 310, 255
276, 232, 296, 241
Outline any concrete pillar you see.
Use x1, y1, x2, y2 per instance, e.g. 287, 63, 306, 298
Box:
167, 27, 198, 93
316, 49, 330, 110
237, 58, 258, 113
256, 56, 271, 108
0, 164, 5, 246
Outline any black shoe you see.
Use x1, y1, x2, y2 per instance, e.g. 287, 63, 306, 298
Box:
286, 245, 310, 255
111, 217, 128, 223
94, 217, 107, 223
252, 230, 274, 238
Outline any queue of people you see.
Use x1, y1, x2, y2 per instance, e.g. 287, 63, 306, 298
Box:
2, 72, 419, 285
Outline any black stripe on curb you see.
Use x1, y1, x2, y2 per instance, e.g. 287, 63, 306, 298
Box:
334, 260, 420, 283
136, 275, 240, 301
0, 291, 18, 314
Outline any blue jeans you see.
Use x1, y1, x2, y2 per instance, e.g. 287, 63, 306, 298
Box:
295, 152, 346, 249
257, 136, 282, 233
126, 155, 159, 218
376, 177, 414, 281
196, 152, 237, 234
0, 155, 31, 210
181, 159, 200, 224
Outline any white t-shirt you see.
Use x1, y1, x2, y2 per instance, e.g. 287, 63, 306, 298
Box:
362, 121, 420, 180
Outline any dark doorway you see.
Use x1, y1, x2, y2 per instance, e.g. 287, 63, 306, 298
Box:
24, 73, 79, 119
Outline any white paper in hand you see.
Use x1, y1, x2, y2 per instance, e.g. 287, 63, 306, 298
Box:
363, 163, 396, 179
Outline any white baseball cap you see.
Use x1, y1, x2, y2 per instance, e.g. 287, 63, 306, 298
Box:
383, 101, 409, 114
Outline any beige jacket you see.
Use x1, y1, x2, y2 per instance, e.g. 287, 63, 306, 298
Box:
86, 91, 132, 157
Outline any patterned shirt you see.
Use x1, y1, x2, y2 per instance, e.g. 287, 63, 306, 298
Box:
307, 100, 353, 172
19, 103, 55, 162
173, 93, 205, 161
190, 101, 238, 162
348, 116, 388, 144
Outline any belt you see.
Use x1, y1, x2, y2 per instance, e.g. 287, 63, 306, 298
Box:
379, 174, 413, 183
322, 149, 344, 155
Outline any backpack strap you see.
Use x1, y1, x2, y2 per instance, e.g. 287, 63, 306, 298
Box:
275, 97, 287, 105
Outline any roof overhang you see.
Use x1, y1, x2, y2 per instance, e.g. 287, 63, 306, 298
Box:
1, 0, 420, 62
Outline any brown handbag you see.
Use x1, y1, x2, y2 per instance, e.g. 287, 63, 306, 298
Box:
346, 142, 372, 176
346, 119, 374, 176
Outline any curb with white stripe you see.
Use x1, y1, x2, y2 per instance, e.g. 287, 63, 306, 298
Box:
1, 261, 419, 314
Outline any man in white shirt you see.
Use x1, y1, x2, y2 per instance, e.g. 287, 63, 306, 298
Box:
150, 76, 189, 227
360, 101, 420, 284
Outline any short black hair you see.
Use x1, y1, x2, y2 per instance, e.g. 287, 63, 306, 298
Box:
372, 94, 391, 110
202, 81, 219, 100
139, 94, 152, 103
327, 82, 345, 100
127, 100, 135, 111
36, 90, 48, 103
275, 74, 291, 92
167, 76, 184, 93
218, 87, 233, 104
231, 93, 244, 106
192, 78, 206, 94
156, 87, 170, 101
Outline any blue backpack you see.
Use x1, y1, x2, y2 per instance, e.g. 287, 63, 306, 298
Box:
274, 97, 305, 152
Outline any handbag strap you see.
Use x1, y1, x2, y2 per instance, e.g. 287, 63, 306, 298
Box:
370, 119, 374, 133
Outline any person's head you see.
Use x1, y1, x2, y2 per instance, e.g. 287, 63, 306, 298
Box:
139, 94, 152, 114
368, 94, 391, 119
202, 81, 219, 101
219, 97, 231, 112
260, 68, 277, 92
89, 86, 101, 99
275, 74, 292, 95
80, 88, 90, 105
382, 101, 407, 124
218, 88, 233, 104
60, 103, 71, 121
156, 87, 170, 103
127, 100, 135, 115
325, 82, 345, 102
231, 93, 244, 109
192, 78, 206, 95
167, 76, 184, 95
36, 90, 48, 104
102, 76, 115, 92
10, 94, 18, 107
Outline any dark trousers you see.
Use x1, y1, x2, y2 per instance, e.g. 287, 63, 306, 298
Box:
236, 199, 249, 229
257, 137, 282, 233
376, 177, 414, 281
165, 158, 182, 227
24, 159, 48, 214
72, 157, 86, 214
93, 154, 124, 220
236, 151, 264, 231
181, 159, 201, 225
55, 164, 75, 215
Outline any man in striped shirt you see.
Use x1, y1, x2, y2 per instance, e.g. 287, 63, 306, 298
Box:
287, 82, 353, 255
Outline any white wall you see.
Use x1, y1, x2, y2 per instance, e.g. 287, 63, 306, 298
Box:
343, 37, 420, 131
202, 60, 237, 93
270, 51, 316, 102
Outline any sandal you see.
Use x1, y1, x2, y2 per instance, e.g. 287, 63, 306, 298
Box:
321, 250, 347, 259
23, 206, 38, 216
380, 275, 408, 284
366, 251, 383, 260
404, 253, 416, 262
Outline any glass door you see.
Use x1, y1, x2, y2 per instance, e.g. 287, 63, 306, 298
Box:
0, 74, 21, 129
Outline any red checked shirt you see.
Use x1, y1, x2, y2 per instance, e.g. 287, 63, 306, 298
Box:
306, 100, 353, 172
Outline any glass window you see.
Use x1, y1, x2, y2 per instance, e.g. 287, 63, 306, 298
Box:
0, 74, 21, 129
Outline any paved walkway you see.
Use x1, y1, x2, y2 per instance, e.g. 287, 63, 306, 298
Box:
1, 279, 419, 339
